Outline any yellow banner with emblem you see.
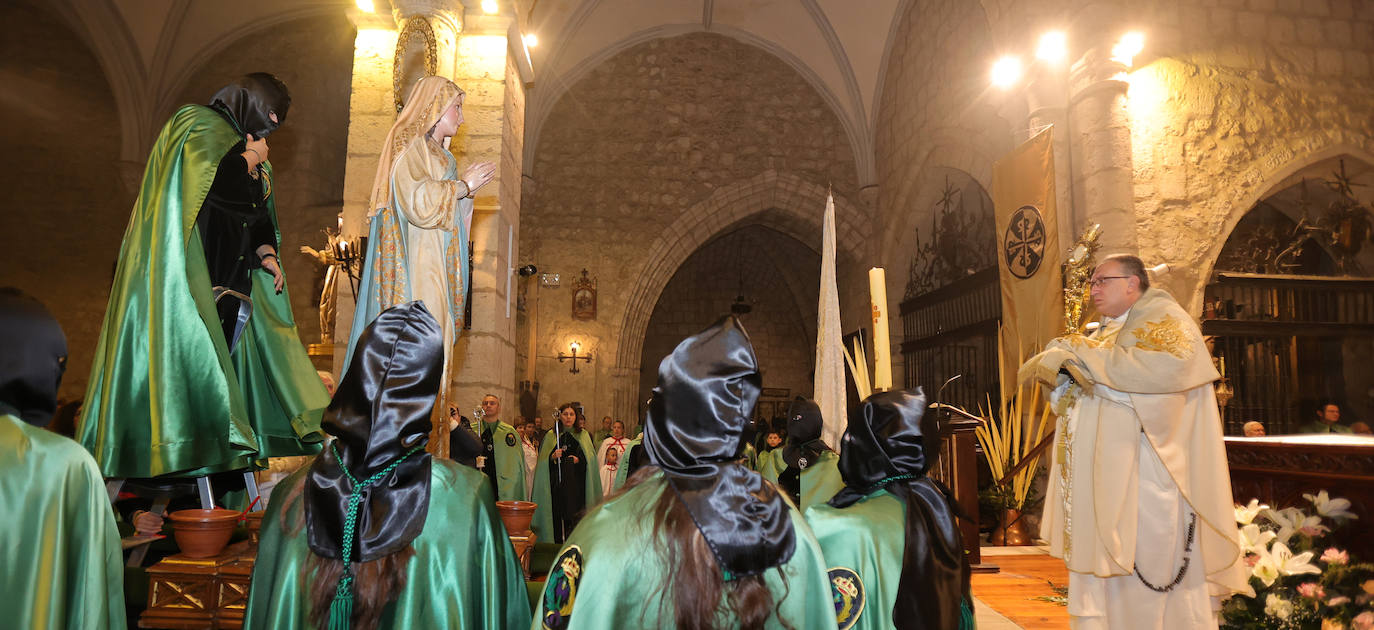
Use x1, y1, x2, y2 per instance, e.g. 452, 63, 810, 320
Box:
992, 127, 1063, 396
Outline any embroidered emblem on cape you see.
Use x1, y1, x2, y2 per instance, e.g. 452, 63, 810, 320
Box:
505, 432, 517, 447
1003, 205, 1046, 279
1129, 314, 1192, 359
798, 457, 809, 470
828, 567, 865, 630
541, 545, 583, 630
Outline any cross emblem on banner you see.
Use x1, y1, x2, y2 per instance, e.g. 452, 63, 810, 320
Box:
1004, 205, 1046, 279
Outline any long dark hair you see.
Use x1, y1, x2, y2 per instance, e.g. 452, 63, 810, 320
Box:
611, 466, 792, 630
279, 481, 416, 630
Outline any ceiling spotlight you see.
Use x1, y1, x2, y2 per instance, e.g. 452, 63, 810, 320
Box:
991, 56, 1023, 88
1036, 31, 1067, 63
481, 0, 499, 14
1112, 31, 1145, 67
523, 33, 539, 48
355, 0, 374, 12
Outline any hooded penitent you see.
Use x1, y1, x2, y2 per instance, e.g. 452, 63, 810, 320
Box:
779, 398, 825, 501
0, 289, 67, 427
643, 315, 795, 579
306, 302, 439, 567
830, 388, 969, 630
209, 72, 291, 138
78, 75, 325, 478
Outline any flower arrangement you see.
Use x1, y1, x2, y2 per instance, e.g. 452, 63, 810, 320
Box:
1222, 491, 1374, 629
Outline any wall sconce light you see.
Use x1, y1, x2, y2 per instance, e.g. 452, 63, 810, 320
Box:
558, 340, 592, 374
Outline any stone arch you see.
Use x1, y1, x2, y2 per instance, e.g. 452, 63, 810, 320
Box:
1191, 144, 1374, 310
879, 157, 998, 274
610, 169, 863, 417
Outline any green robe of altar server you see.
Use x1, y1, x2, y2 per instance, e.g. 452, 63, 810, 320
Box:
532, 472, 838, 630
799, 450, 844, 512
531, 427, 602, 542
78, 104, 327, 478
611, 435, 643, 490
245, 461, 531, 629
1, 413, 126, 630
481, 418, 527, 502
756, 447, 785, 483
805, 490, 905, 630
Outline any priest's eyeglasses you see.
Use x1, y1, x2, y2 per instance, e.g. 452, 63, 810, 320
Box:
1088, 275, 1131, 287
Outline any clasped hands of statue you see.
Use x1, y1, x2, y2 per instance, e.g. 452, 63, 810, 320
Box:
461, 161, 497, 198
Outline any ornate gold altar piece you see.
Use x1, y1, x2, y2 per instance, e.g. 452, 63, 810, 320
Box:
141, 541, 255, 629
1061, 223, 1101, 333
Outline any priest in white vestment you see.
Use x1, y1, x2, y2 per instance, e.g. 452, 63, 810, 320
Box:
1019, 255, 1250, 629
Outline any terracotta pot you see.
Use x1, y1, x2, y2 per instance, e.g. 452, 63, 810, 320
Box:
989, 508, 1032, 546
169, 508, 240, 558
495, 500, 537, 536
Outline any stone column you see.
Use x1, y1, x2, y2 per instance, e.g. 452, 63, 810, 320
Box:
447, 3, 525, 425
334, 7, 399, 373
1025, 57, 1076, 250
1066, 7, 1138, 255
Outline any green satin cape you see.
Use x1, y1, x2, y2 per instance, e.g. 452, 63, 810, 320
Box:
531, 472, 838, 630
483, 419, 527, 502
531, 427, 602, 543
78, 104, 327, 478
245, 459, 532, 629
804, 490, 906, 630
799, 450, 844, 512
0, 414, 126, 630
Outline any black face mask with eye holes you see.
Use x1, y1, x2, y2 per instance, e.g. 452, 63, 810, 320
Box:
208, 73, 291, 139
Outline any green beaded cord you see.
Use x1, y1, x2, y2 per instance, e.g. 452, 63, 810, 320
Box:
327, 442, 424, 630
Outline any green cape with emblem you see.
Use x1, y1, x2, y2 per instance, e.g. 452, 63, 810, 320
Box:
531, 427, 602, 543
78, 104, 327, 478
805, 490, 905, 630
532, 473, 838, 630
482, 419, 528, 502
245, 459, 531, 629
1, 413, 126, 630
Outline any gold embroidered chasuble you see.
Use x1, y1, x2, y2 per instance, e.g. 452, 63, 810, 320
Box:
1019, 288, 1249, 600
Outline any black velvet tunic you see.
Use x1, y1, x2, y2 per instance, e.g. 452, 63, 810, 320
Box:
196, 130, 275, 346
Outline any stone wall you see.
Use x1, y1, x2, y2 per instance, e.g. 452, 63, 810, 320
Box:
519, 32, 860, 422
0, 2, 133, 402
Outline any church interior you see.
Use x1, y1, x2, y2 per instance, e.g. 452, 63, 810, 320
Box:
2, 0, 1373, 628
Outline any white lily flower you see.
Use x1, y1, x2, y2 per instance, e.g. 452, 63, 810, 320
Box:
1235, 498, 1269, 525
1305, 490, 1358, 520
1239, 523, 1276, 554
1252, 548, 1281, 586
1264, 507, 1327, 544
1271, 541, 1322, 578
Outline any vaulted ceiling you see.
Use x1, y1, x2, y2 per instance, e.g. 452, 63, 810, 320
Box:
47, 0, 910, 182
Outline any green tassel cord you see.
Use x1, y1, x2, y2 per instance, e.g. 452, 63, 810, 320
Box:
326, 442, 424, 630
959, 597, 976, 630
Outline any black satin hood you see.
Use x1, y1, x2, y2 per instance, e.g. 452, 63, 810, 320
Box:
306, 302, 438, 562
209, 73, 290, 138
644, 315, 796, 579
0, 289, 67, 427
829, 388, 934, 506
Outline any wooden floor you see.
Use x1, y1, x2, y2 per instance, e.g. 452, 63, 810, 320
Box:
971, 549, 1070, 629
